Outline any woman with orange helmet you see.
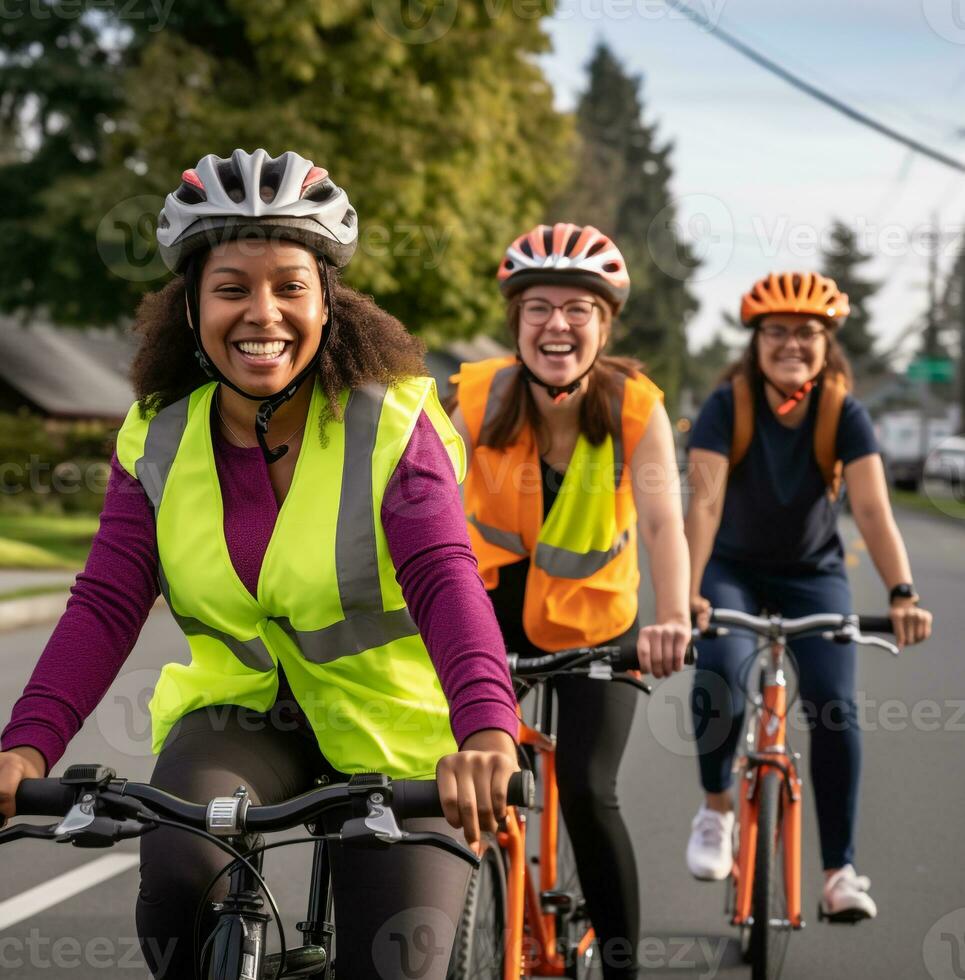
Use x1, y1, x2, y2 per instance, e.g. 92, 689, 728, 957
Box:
684, 271, 932, 920
449, 222, 692, 979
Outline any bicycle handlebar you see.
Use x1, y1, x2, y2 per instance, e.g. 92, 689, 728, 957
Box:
701, 609, 895, 639
508, 637, 697, 677
13, 770, 535, 829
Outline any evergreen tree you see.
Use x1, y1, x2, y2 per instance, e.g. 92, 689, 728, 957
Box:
548, 43, 699, 409
820, 220, 883, 373
0, 1, 573, 337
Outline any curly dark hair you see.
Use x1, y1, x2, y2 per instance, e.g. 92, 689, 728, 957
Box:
129, 262, 428, 432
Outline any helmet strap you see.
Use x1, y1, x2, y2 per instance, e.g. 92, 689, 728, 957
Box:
516, 333, 604, 405
184, 253, 336, 465
763, 372, 819, 416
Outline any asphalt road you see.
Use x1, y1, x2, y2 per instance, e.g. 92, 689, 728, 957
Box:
0, 508, 963, 979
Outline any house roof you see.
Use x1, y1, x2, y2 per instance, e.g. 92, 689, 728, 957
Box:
0, 316, 136, 419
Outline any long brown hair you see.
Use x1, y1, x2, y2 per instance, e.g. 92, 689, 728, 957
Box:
129, 260, 427, 428
478, 296, 644, 450
721, 324, 854, 392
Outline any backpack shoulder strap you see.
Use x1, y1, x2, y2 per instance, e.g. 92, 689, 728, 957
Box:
814, 372, 848, 495
729, 374, 754, 471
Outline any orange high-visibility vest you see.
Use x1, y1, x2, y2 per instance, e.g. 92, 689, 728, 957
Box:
453, 356, 662, 651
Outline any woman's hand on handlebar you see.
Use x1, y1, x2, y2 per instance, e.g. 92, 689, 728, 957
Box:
889, 600, 932, 648
0, 747, 46, 824
690, 595, 711, 632
436, 728, 519, 846
636, 619, 692, 678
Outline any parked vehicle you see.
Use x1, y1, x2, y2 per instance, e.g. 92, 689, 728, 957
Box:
875, 410, 955, 491
924, 436, 965, 501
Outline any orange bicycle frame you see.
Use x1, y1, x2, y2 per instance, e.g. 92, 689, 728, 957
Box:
731, 639, 804, 930
498, 711, 595, 978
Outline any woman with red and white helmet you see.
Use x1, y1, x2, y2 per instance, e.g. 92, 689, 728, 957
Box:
449, 223, 692, 979
685, 272, 932, 920
0, 149, 522, 978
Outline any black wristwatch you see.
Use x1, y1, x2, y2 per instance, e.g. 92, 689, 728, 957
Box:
889, 583, 919, 605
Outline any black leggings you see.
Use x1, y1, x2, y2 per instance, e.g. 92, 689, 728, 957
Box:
135, 703, 471, 979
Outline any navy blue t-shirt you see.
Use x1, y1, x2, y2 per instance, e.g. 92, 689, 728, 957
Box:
689, 377, 879, 573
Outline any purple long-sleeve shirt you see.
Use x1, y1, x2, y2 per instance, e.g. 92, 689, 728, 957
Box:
2, 411, 518, 772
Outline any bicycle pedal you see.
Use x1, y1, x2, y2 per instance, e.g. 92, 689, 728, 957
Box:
540, 890, 573, 913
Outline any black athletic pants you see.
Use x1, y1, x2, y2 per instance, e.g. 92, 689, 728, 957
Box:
135, 703, 471, 979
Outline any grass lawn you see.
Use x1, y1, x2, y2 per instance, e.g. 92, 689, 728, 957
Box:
0, 512, 99, 569
891, 489, 965, 523
0, 583, 72, 602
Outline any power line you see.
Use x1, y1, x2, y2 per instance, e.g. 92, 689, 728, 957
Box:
664, 0, 965, 176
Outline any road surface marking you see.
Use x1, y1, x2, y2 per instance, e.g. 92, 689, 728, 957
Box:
0, 853, 139, 929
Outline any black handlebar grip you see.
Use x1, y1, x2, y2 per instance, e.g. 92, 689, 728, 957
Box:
14, 778, 77, 816
392, 770, 536, 819
858, 615, 894, 634
611, 639, 697, 671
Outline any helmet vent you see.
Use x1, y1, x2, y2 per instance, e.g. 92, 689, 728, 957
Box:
341, 207, 357, 228
504, 260, 514, 270
216, 159, 246, 204
519, 238, 534, 258
158, 212, 170, 230
565, 230, 581, 254
542, 227, 554, 255
586, 240, 606, 257
301, 179, 336, 204
603, 261, 621, 273
174, 183, 205, 206
259, 157, 286, 204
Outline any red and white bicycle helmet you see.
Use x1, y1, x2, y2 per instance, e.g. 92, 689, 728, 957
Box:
157, 148, 358, 273
497, 223, 631, 314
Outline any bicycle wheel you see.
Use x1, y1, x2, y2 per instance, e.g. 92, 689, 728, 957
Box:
749, 771, 791, 980
448, 835, 506, 980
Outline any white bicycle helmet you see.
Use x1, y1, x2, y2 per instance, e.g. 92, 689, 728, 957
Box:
157, 148, 358, 272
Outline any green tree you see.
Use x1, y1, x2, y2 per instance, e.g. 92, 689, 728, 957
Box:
548, 43, 699, 408
820, 220, 883, 373
0, 1, 573, 338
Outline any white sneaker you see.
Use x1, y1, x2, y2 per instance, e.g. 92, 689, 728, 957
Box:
819, 865, 878, 923
686, 806, 734, 881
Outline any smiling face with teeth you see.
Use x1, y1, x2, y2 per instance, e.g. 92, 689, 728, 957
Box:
516, 284, 609, 394
198, 239, 328, 399
756, 313, 828, 394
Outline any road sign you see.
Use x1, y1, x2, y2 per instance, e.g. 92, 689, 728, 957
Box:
907, 358, 955, 382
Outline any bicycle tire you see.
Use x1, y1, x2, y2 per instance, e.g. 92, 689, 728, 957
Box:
448, 835, 506, 980
749, 771, 791, 980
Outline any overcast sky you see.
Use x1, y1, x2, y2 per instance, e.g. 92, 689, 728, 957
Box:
540, 0, 965, 362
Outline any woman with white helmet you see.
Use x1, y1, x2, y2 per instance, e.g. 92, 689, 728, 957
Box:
0, 149, 521, 978
449, 223, 693, 979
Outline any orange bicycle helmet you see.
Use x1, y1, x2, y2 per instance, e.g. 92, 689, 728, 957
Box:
497, 222, 630, 313
740, 272, 849, 328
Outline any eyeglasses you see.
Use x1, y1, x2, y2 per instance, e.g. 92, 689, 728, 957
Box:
758, 323, 826, 345
519, 298, 602, 327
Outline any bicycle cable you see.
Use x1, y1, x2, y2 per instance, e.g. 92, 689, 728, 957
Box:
130, 811, 289, 980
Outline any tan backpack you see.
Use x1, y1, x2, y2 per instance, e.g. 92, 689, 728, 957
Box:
728, 372, 849, 499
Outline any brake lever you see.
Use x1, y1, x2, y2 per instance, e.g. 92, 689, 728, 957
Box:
340, 796, 482, 867
0, 822, 62, 845
857, 633, 900, 657
612, 674, 653, 695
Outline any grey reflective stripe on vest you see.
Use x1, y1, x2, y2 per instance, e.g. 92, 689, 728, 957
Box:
467, 514, 527, 556
278, 607, 418, 665
156, 568, 275, 672
534, 526, 631, 579
136, 395, 191, 514
282, 383, 419, 664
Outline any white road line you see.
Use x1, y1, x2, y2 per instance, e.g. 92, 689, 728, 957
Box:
0, 853, 140, 929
